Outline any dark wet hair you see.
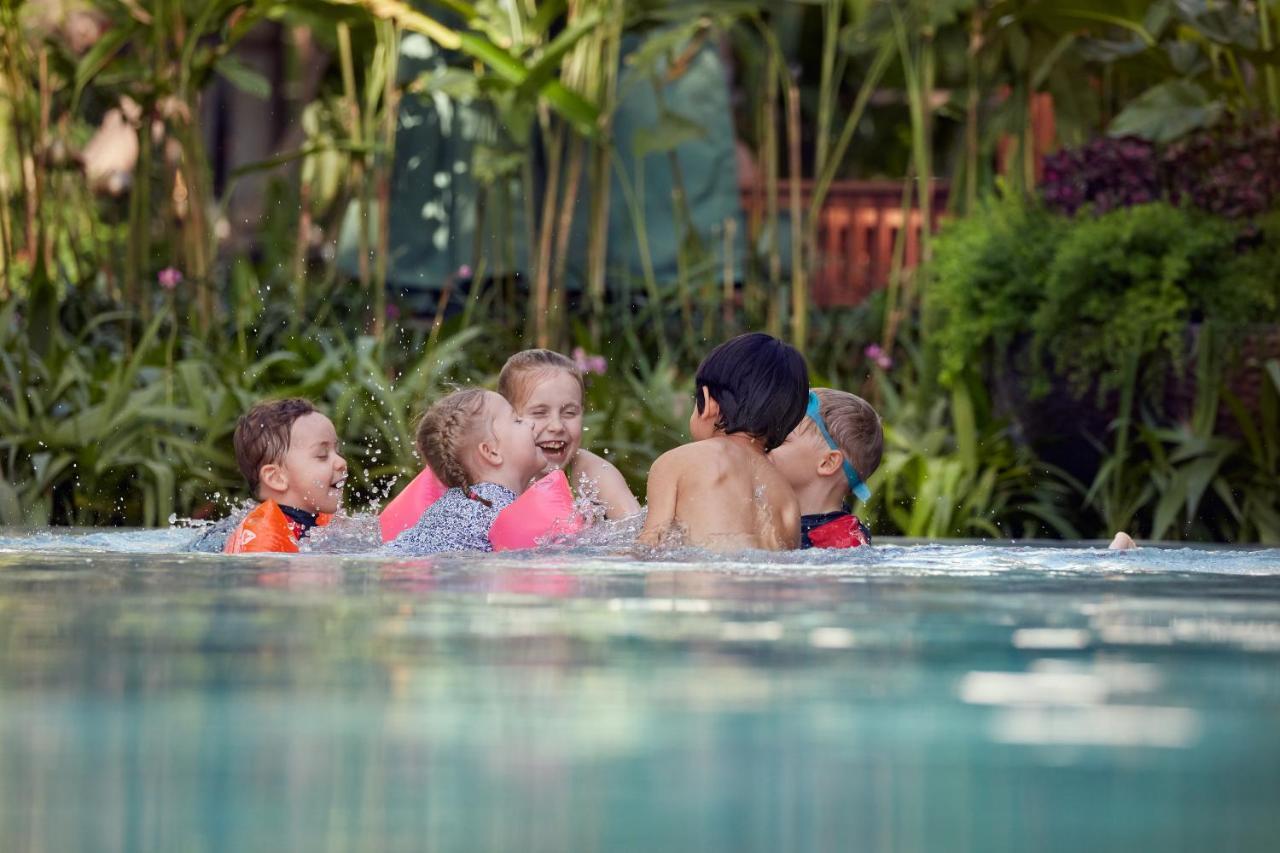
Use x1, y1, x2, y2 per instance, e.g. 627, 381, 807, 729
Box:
234, 398, 318, 497
695, 332, 808, 451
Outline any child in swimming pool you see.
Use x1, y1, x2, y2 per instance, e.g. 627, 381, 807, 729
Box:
769, 388, 882, 549
224, 398, 348, 554
498, 349, 641, 520
638, 332, 808, 552
388, 388, 547, 555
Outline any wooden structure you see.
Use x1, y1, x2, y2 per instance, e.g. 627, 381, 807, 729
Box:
741, 179, 950, 307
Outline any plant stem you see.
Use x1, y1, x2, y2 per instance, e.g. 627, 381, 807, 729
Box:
461, 184, 489, 332
815, 0, 839, 175
807, 42, 892, 287
665, 146, 697, 346
585, 0, 620, 345
612, 153, 667, 362
964, 6, 982, 214
337, 23, 371, 302
763, 51, 781, 339
1262, 1, 1280, 119
882, 175, 914, 355
533, 119, 564, 348
722, 215, 736, 335
373, 21, 400, 341
551, 135, 586, 348
785, 74, 805, 350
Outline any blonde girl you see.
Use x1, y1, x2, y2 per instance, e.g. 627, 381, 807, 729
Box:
497, 350, 641, 520
388, 388, 545, 554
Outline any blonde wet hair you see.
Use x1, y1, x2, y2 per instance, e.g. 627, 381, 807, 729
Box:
415, 388, 490, 493
497, 349, 585, 408
812, 388, 884, 481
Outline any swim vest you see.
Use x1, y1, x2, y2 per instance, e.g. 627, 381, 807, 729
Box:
224, 501, 332, 554
804, 513, 871, 549
379, 467, 582, 549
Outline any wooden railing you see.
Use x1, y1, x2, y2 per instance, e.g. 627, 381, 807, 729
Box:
741, 179, 949, 307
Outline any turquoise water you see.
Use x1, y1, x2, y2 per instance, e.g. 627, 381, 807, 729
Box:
1, 531, 1279, 852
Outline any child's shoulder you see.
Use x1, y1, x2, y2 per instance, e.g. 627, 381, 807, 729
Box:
574, 447, 619, 476
654, 438, 738, 466
653, 441, 703, 463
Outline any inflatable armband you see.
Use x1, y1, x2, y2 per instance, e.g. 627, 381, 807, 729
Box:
488, 469, 583, 551
379, 467, 448, 542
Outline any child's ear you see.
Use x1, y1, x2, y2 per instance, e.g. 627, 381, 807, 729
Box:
259, 463, 288, 495
475, 438, 503, 469
815, 449, 844, 477
696, 389, 721, 423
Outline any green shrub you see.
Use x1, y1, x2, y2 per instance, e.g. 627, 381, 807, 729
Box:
927, 195, 1063, 387
1034, 202, 1268, 399
931, 197, 1280, 402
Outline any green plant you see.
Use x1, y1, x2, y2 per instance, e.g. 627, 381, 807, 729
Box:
1034, 202, 1255, 399
0, 302, 234, 526
931, 198, 1279, 401
860, 336, 1081, 539
1071, 0, 1280, 142
927, 193, 1064, 387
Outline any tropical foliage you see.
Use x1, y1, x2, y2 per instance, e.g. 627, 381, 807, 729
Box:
2, 0, 1279, 541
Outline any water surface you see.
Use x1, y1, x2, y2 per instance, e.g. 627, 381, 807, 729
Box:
1, 531, 1278, 852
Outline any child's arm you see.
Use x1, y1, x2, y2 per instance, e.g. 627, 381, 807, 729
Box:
575, 449, 641, 519
637, 450, 680, 546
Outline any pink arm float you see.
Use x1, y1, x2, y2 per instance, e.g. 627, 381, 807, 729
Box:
379, 467, 582, 549
488, 469, 582, 550
378, 467, 448, 542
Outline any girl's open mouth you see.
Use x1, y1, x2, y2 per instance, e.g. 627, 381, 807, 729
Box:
538, 441, 568, 457
330, 476, 347, 492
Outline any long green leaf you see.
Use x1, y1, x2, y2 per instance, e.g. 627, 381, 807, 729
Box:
72, 21, 138, 112
456, 33, 601, 137
515, 11, 603, 100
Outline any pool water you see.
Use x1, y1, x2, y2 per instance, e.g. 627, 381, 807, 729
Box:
1, 531, 1278, 852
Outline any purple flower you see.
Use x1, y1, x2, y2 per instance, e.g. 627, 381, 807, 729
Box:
157, 267, 182, 290
572, 346, 607, 375
864, 343, 893, 370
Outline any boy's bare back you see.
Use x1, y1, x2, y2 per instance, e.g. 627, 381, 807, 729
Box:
638, 437, 800, 552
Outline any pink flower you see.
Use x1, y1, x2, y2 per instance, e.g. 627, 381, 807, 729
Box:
157, 267, 183, 290
456, 264, 473, 279
572, 346, 607, 375
864, 343, 893, 370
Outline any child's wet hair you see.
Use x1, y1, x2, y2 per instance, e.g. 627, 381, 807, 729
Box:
812, 387, 884, 482
695, 332, 809, 451
234, 398, 318, 497
416, 389, 490, 492
497, 349, 584, 406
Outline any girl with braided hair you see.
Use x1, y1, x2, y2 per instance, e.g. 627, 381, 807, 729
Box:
387, 388, 546, 554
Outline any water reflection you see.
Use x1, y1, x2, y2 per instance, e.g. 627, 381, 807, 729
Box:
1, 544, 1279, 851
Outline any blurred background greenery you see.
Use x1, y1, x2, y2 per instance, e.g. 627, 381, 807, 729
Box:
0, 0, 1277, 541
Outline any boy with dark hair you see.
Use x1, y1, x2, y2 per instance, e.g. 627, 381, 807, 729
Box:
770, 388, 883, 548
638, 332, 808, 551
223, 398, 348, 554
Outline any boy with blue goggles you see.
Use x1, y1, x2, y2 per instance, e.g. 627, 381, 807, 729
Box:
769, 389, 883, 549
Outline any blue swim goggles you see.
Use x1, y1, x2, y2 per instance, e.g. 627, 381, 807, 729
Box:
806, 391, 872, 504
